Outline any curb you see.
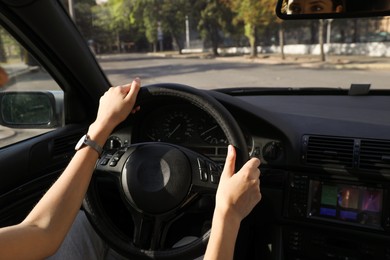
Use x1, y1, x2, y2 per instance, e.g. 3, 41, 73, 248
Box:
147, 52, 390, 70
1, 65, 36, 90
0, 127, 15, 140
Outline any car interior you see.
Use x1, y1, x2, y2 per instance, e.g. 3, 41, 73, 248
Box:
0, 0, 390, 259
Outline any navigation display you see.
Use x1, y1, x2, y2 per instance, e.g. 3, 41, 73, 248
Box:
308, 180, 383, 228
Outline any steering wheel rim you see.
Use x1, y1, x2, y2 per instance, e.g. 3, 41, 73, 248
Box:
83, 83, 248, 259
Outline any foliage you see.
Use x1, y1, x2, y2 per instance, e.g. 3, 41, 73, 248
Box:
62, 0, 296, 55
191, 0, 236, 55
139, 0, 160, 49
221, 0, 276, 57
160, 0, 191, 53
62, 0, 386, 58
0, 28, 20, 62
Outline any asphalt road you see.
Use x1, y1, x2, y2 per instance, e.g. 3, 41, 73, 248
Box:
3, 52, 390, 91
98, 53, 390, 90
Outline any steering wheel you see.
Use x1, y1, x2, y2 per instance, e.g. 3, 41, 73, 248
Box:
83, 83, 248, 259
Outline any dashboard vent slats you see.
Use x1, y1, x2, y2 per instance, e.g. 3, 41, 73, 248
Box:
52, 133, 81, 159
302, 135, 390, 174
303, 136, 354, 168
360, 140, 390, 172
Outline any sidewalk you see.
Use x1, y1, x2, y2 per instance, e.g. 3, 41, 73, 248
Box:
0, 127, 15, 140
2, 63, 30, 79
148, 51, 390, 70
239, 54, 390, 70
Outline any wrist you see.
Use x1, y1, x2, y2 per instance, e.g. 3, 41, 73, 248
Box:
206, 206, 241, 259
213, 206, 242, 229
86, 122, 112, 148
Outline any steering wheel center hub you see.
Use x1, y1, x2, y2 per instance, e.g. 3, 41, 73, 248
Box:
121, 143, 191, 214
138, 158, 170, 192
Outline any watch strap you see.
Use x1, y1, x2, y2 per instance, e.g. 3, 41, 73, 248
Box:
84, 135, 103, 155
75, 134, 103, 156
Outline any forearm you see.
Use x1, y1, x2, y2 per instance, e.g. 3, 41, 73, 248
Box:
204, 210, 241, 260
0, 81, 140, 259
24, 149, 99, 252
0, 124, 110, 259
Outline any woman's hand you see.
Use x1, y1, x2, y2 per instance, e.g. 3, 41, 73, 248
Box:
88, 78, 141, 144
204, 145, 261, 260
95, 78, 141, 132
215, 144, 261, 223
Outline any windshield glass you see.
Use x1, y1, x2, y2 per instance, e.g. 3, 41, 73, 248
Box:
69, 0, 390, 90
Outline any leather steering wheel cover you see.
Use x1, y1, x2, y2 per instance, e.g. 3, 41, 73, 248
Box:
83, 83, 248, 259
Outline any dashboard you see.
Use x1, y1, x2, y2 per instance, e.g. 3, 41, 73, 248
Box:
102, 90, 390, 259
106, 102, 285, 166
228, 93, 390, 259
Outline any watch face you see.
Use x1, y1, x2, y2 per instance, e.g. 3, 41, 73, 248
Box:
75, 135, 87, 150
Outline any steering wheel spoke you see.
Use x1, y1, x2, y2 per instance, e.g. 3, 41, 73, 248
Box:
131, 209, 179, 251
95, 148, 129, 179
185, 150, 222, 192
132, 212, 155, 249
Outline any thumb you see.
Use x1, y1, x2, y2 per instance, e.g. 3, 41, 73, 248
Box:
124, 78, 141, 102
221, 145, 236, 179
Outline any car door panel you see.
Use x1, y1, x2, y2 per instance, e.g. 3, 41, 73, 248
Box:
0, 125, 86, 227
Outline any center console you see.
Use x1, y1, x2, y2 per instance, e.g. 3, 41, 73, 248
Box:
283, 173, 390, 260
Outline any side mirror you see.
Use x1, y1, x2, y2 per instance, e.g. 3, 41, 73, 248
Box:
276, 0, 390, 19
0, 91, 63, 128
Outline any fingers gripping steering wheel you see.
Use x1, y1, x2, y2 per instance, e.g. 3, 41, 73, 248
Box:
83, 83, 248, 260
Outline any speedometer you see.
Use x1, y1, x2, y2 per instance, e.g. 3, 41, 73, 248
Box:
160, 110, 195, 142
142, 108, 196, 143
198, 115, 227, 145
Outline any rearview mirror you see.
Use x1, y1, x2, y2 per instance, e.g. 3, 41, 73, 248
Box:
276, 0, 390, 19
0, 91, 63, 128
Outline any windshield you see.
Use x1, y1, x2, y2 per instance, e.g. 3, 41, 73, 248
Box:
69, 0, 390, 90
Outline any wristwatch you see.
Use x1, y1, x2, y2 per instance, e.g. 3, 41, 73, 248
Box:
75, 134, 103, 156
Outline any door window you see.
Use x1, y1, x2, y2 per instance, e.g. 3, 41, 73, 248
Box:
0, 27, 63, 148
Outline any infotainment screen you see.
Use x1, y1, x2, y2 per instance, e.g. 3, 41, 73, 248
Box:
308, 180, 383, 228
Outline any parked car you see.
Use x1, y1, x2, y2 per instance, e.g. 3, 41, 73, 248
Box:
1, 0, 390, 259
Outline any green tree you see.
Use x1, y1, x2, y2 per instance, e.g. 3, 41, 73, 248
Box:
137, 0, 160, 52
0, 29, 8, 63
107, 0, 135, 52
90, 3, 116, 52
160, 0, 190, 54
73, 0, 96, 40
192, 0, 235, 56
60, 0, 95, 41
114, 0, 163, 52
222, 0, 275, 57
89, 0, 146, 53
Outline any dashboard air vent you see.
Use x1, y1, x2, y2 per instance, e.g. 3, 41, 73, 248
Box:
52, 133, 82, 159
303, 135, 354, 168
360, 139, 390, 172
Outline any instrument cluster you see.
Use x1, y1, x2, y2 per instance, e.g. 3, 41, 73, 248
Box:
138, 105, 227, 144
133, 104, 254, 161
